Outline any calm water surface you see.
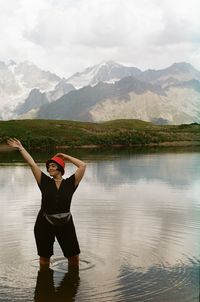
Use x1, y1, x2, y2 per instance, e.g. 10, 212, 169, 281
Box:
0, 149, 200, 301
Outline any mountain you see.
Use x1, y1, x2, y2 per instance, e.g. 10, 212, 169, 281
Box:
14, 80, 75, 119
37, 77, 166, 121
37, 69, 200, 124
15, 88, 49, 118
47, 79, 75, 102
138, 62, 200, 87
1, 60, 200, 124
66, 60, 142, 88
0, 60, 74, 119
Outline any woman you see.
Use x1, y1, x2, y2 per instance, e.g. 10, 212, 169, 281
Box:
7, 138, 86, 271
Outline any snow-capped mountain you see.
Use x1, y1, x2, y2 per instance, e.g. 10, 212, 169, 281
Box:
0, 60, 74, 119
37, 62, 200, 124
14, 81, 75, 119
66, 60, 142, 88
1, 59, 200, 124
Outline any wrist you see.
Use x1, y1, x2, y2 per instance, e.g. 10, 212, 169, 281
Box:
18, 147, 24, 152
61, 154, 68, 160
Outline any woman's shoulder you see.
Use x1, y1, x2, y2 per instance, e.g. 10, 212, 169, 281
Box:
40, 171, 53, 183
37, 172, 52, 189
64, 174, 75, 182
63, 174, 78, 191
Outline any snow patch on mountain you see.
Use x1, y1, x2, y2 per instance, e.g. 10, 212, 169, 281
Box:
0, 60, 74, 119
1, 59, 200, 124
66, 60, 141, 88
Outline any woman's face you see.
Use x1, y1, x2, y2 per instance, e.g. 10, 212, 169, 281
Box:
47, 163, 62, 177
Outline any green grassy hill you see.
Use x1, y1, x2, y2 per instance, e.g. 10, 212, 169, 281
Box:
0, 119, 200, 148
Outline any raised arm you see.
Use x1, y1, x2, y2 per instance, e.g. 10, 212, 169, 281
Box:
7, 138, 41, 184
55, 153, 86, 186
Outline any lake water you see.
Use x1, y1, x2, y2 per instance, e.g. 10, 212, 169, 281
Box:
0, 148, 200, 301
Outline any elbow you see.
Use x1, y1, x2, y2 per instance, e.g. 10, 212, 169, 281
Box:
80, 162, 87, 170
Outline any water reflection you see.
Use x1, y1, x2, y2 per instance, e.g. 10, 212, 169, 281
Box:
34, 269, 80, 302
93, 153, 200, 187
0, 149, 199, 301
117, 262, 199, 302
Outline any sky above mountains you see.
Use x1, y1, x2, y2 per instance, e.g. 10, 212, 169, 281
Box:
0, 0, 200, 78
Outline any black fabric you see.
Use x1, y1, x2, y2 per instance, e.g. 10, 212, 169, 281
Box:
38, 172, 78, 214
34, 172, 80, 258
34, 211, 80, 258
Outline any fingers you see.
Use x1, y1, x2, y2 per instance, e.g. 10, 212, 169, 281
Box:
7, 138, 21, 147
7, 138, 15, 145
13, 138, 20, 143
7, 138, 17, 142
55, 153, 64, 158
7, 138, 16, 144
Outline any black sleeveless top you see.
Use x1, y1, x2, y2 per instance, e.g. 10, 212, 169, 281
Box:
38, 172, 78, 214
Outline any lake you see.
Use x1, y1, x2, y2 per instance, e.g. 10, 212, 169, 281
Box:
0, 147, 199, 301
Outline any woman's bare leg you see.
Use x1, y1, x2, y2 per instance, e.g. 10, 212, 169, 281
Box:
39, 256, 50, 270
68, 255, 79, 278
68, 255, 79, 267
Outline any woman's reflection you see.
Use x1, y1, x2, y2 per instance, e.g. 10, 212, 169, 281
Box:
34, 267, 80, 302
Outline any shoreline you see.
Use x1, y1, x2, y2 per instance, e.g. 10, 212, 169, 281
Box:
44, 140, 200, 149
1, 141, 200, 152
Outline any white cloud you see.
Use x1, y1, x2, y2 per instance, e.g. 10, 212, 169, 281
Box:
0, 0, 200, 77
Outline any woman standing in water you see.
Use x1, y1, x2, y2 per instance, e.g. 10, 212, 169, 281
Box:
7, 138, 86, 272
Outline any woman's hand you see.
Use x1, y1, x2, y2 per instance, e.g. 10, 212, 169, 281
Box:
7, 138, 23, 150
55, 153, 86, 186
7, 138, 41, 184
54, 153, 65, 159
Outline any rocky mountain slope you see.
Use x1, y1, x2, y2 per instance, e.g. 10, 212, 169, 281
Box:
65, 60, 142, 88
0, 60, 74, 119
0, 60, 200, 124
37, 62, 200, 124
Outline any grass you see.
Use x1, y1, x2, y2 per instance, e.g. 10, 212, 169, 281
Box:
0, 119, 200, 149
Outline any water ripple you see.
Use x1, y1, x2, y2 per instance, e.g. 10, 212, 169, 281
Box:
75, 249, 199, 302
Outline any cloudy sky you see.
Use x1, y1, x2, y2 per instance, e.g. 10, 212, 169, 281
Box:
0, 0, 200, 78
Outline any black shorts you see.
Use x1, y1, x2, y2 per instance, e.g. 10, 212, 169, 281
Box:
34, 211, 80, 258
